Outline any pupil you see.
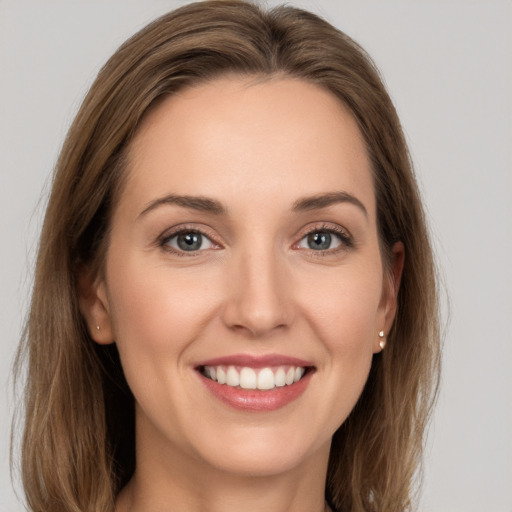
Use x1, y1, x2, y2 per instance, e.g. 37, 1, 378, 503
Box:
308, 232, 331, 250
178, 232, 201, 251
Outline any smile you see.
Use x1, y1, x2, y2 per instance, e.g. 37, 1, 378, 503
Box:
195, 354, 315, 411
201, 365, 307, 390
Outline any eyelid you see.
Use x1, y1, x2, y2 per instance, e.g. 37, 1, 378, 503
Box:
293, 222, 354, 251
156, 221, 353, 256
158, 224, 223, 254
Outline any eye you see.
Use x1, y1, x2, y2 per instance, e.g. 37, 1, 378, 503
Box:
164, 230, 215, 252
297, 227, 352, 252
299, 231, 341, 251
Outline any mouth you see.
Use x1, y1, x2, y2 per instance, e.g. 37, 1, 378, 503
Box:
199, 364, 312, 391
194, 354, 315, 411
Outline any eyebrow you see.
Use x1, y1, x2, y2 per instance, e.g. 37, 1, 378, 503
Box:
292, 191, 368, 217
138, 191, 367, 219
139, 194, 226, 218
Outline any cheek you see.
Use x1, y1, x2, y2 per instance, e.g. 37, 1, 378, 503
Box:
287, 261, 384, 438
103, 253, 224, 429
300, 261, 383, 350
107, 256, 218, 352
103, 255, 225, 417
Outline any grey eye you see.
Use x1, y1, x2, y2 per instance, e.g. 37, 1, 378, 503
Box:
167, 231, 214, 252
299, 231, 342, 251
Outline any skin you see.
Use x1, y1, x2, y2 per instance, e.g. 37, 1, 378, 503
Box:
80, 76, 403, 512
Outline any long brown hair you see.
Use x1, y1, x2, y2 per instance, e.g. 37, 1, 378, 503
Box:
14, 2, 441, 511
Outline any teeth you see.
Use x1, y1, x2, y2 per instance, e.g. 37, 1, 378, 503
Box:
226, 366, 240, 387
294, 367, 304, 383
240, 367, 257, 389
275, 367, 286, 387
217, 367, 226, 384
203, 365, 307, 390
257, 368, 275, 390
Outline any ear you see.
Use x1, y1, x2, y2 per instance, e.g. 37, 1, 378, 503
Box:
374, 241, 405, 353
77, 265, 114, 345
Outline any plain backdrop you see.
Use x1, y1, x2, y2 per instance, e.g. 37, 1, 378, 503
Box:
1, 1, 511, 511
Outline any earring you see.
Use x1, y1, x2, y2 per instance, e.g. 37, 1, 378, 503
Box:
96, 325, 100, 332
379, 330, 386, 349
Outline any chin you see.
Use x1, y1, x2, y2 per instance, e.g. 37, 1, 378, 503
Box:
202, 446, 312, 478
186, 422, 331, 478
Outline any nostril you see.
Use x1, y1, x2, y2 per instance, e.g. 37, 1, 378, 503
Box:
228, 321, 288, 338
220, 264, 294, 336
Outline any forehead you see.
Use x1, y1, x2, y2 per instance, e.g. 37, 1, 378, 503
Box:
121, 76, 375, 218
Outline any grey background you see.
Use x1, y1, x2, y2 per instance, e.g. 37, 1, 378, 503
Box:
1, 1, 511, 511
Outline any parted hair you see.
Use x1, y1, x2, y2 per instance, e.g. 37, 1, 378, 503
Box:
14, 1, 441, 511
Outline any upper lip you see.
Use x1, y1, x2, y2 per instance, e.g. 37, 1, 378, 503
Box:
195, 353, 314, 369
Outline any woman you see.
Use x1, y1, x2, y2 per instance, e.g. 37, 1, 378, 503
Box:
15, 1, 440, 511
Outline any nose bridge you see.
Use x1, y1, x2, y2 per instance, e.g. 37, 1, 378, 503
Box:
222, 238, 292, 336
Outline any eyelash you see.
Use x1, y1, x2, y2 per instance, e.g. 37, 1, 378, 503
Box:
296, 223, 354, 256
157, 223, 353, 256
158, 225, 220, 257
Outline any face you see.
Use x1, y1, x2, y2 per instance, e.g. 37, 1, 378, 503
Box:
82, 77, 401, 479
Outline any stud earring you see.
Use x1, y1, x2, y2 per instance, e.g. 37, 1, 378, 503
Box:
96, 325, 100, 332
378, 330, 386, 349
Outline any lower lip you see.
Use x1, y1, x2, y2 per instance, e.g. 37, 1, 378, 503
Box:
198, 371, 313, 412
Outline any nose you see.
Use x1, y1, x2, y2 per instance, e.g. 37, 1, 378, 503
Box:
221, 246, 293, 338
